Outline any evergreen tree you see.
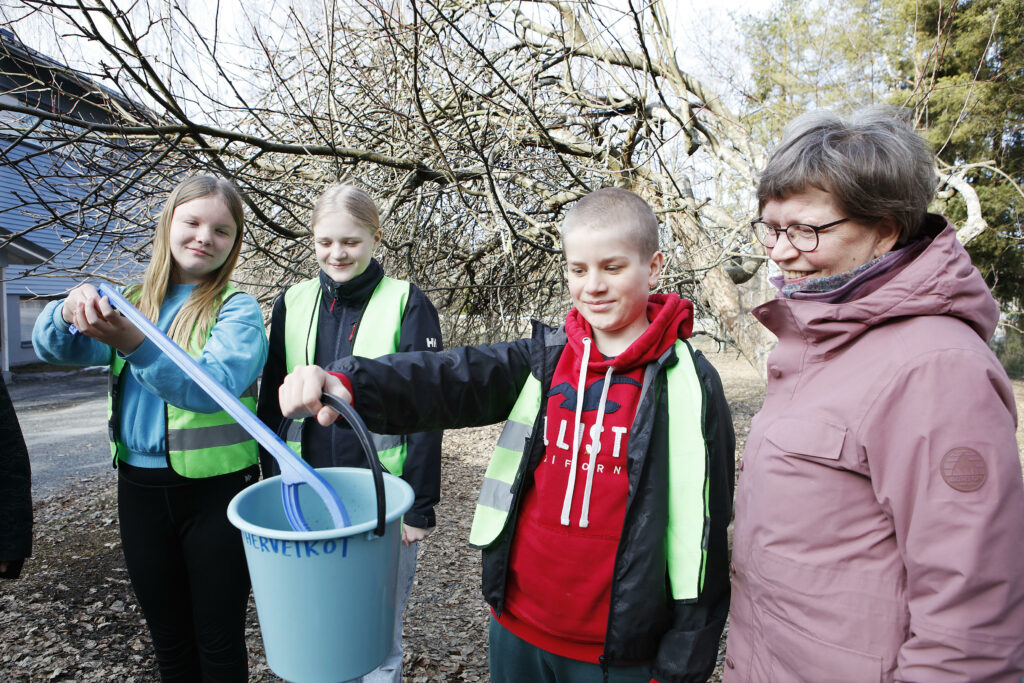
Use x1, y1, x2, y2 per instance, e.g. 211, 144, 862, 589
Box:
898, 0, 1024, 308
740, 0, 906, 148
742, 0, 1023, 307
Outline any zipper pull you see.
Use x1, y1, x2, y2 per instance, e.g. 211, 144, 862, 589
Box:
348, 322, 357, 342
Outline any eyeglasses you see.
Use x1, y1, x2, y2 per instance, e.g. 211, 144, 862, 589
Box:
751, 217, 851, 252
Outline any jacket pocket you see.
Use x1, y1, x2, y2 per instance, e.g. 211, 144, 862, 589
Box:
763, 417, 846, 460
765, 610, 883, 683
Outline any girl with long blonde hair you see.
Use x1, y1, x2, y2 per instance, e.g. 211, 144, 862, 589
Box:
33, 175, 267, 682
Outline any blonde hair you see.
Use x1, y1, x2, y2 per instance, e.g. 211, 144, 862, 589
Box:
311, 183, 380, 235
561, 187, 660, 257
127, 175, 246, 350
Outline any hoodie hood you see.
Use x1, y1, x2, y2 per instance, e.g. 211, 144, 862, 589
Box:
753, 214, 999, 359
564, 292, 694, 372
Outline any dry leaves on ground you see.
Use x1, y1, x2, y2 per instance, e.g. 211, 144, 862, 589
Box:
0, 425, 502, 682
3, 346, 765, 682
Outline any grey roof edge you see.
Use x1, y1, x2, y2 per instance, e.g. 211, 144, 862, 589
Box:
0, 226, 55, 265
0, 27, 157, 125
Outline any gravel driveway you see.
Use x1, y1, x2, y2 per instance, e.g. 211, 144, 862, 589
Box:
7, 367, 111, 498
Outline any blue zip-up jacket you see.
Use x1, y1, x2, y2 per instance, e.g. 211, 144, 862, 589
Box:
32, 284, 268, 467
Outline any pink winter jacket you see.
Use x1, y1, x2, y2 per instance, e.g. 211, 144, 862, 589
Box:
724, 216, 1024, 683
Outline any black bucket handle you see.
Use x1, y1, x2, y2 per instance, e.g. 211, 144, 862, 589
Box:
277, 393, 387, 537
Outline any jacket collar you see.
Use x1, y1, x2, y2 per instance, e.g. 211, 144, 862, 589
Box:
753, 214, 998, 360
318, 259, 384, 307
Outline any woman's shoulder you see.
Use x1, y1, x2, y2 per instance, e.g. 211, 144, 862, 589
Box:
879, 312, 995, 361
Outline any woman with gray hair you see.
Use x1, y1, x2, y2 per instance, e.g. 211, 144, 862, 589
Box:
724, 108, 1024, 682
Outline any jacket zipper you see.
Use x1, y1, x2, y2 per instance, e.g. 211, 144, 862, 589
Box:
601, 349, 672, 667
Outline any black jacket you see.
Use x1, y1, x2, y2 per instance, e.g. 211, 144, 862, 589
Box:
0, 374, 32, 579
329, 321, 734, 683
257, 260, 443, 529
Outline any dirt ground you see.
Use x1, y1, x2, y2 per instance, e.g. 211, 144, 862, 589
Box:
1, 426, 501, 683
2, 346, 1020, 682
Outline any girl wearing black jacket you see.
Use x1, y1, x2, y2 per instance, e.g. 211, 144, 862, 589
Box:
256, 184, 442, 683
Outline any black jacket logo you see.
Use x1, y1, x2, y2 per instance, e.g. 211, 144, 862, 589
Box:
547, 376, 641, 414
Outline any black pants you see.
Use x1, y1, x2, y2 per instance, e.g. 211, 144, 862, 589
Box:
118, 463, 258, 683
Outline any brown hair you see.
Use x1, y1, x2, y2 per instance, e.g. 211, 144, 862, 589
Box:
757, 107, 936, 244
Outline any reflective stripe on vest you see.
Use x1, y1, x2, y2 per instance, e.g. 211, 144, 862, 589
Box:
108, 286, 259, 478
467, 375, 543, 549
468, 339, 709, 600
282, 275, 411, 474
165, 380, 258, 477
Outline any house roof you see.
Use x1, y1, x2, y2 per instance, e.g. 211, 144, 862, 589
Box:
0, 29, 150, 298
0, 225, 53, 265
0, 28, 155, 125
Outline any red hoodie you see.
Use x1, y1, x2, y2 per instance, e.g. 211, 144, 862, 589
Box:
497, 293, 694, 662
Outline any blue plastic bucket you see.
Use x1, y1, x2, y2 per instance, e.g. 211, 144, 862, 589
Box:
228, 467, 413, 682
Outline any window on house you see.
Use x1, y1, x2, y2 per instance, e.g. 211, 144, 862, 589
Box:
19, 298, 51, 347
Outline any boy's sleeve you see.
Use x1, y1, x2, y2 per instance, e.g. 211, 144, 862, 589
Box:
327, 339, 534, 434
256, 295, 288, 478
32, 298, 113, 367
396, 285, 443, 529
124, 293, 269, 413
652, 353, 735, 683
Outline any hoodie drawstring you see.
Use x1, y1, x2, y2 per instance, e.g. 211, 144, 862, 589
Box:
579, 365, 613, 528
560, 337, 591, 526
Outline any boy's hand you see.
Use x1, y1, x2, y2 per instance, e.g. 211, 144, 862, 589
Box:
66, 284, 144, 354
279, 365, 351, 426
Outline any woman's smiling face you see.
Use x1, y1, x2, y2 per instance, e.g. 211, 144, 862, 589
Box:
762, 186, 899, 284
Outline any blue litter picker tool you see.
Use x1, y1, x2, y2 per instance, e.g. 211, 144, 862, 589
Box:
95, 284, 349, 532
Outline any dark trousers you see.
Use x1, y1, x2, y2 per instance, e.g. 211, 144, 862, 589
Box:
488, 616, 652, 683
118, 463, 257, 683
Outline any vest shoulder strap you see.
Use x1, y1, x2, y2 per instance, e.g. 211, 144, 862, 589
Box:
352, 277, 410, 358
283, 278, 321, 373
664, 339, 709, 601
282, 276, 410, 368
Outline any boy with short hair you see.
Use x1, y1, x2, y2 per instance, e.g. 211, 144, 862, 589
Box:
280, 187, 734, 683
